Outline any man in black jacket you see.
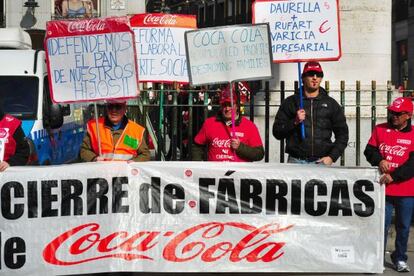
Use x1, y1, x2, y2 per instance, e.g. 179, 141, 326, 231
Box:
273, 61, 349, 165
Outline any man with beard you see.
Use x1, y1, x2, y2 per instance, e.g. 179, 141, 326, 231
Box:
364, 97, 414, 272
273, 61, 349, 165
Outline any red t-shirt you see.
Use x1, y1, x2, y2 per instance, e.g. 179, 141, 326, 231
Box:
194, 117, 263, 162
367, 123, 414, 196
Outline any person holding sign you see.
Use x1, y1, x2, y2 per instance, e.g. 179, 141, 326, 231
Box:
0, 106, 29, 171
364, 97, 414, 273
273, 61, 348, 165
192, 85, 264, 162
80, 101, 150, 162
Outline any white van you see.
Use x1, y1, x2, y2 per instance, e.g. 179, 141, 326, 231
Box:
0, 28, 85, 165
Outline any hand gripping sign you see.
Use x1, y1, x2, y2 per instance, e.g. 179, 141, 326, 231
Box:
45, 17, 139, 103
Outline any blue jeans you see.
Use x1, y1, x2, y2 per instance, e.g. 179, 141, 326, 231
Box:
384, 196, 414, 263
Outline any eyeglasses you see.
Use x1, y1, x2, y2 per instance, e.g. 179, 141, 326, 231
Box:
389, 111, 407, 117
303, 71, 323, 78
107, 103, 125, 111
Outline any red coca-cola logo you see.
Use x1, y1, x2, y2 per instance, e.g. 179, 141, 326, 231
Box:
43, 222, 293, 265
0, 128, 7, 139
143, 14, 177, 25
68, 20, 106, 33
379, 143, 407, 157
212, 138, 231, 148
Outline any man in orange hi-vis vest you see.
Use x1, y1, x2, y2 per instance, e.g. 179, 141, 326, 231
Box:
80, 101, 150, 162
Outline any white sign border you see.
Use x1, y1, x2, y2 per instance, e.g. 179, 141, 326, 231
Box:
184, 23, 274, 86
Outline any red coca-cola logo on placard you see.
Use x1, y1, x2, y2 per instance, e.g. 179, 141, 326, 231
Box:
43, 222, 293, 265
143, 14, 177, 26
68, 20, 106, 33
379, 143, 407, 157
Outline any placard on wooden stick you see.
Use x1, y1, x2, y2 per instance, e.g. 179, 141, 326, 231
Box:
253, 0, 341, 63
185, 24, 273, 86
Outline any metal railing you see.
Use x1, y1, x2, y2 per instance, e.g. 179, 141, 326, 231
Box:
124, 81, 411, 165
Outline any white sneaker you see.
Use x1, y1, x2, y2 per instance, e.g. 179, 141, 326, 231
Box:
395, 260, 410, 272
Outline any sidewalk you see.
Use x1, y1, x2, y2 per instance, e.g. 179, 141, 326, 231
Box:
86, 254, 414, 276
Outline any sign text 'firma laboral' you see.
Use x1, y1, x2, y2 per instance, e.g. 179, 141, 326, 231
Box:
0, 162, 384, 275
253, 0, 341, 62
45, 17, 139, 103
130, 13, 197, 84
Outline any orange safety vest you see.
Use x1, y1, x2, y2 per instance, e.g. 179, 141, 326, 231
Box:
87, 118, 145, 161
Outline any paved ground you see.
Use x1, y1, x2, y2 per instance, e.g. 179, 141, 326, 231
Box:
82, 252, 414, 276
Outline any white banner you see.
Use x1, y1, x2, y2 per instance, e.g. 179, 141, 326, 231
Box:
0, 162, 384, 275
185, 24, 273, 86
253, 0, 341, 62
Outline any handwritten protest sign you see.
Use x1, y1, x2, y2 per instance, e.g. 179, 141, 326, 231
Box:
253, 0, 341, 62
185, 24, 273, 86
45, 17, 139, 103
130, 13, 197, 84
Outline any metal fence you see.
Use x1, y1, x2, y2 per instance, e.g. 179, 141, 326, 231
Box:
125, 81, 413, 165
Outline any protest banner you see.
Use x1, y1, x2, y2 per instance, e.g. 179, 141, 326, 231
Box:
45, 17, 139, 103
0, 162, 384, 275
130, 13, 197, 84
185, 24, 273, 86
253, 0, 341, 63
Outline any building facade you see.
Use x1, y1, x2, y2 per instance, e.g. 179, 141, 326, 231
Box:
1, 1, 409, 90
